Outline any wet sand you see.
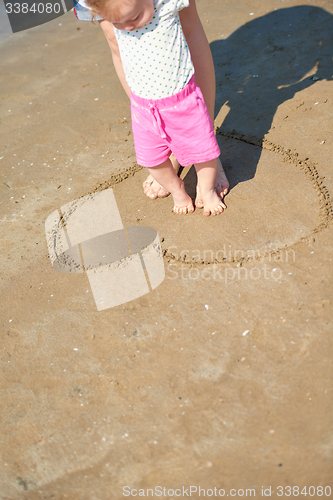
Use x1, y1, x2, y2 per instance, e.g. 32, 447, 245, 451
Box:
0, 0, 332, 498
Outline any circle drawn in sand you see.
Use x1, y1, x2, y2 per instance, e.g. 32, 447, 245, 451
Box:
104, 135, 331, 265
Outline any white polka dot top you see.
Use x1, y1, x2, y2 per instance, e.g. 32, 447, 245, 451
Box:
114, 0, 194, 99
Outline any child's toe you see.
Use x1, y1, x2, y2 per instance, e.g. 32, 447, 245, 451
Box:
173, 201, 194, 215
203, 203, 225, 216
212, 206, 223, 216
216, 204, 224, 215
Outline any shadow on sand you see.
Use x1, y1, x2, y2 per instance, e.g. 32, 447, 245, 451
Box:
208, 5, 333, 191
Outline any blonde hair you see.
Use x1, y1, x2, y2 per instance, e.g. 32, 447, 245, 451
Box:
85, 0, 107, 9
86, 0, 124, 22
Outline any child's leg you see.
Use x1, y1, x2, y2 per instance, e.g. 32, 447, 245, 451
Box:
99, 19, 175, 199
147, 159, 194, 215
143, 155, 180, 200
143, 1, 230, 203
195, 159, 226, 216
179, 0, 229, 203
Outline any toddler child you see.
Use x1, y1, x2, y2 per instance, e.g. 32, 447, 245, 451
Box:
75, 0, 225, 216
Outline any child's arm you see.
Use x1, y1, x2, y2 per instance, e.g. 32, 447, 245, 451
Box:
179, 0, 216, 122
98, 20, 131, 99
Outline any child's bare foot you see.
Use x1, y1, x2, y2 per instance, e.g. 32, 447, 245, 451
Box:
195, 158, 229, 208
172, 179, 194, 215
143, 154, 180, 199
200, 189, 225, 216
143, 175, 170, 199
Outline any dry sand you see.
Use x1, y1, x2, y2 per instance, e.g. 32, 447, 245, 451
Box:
0, 0, 332, 498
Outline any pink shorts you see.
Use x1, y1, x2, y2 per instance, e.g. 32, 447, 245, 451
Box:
130, 77, 220, 168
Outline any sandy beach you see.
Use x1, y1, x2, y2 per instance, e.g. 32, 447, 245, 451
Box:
0, 0, 332, 498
